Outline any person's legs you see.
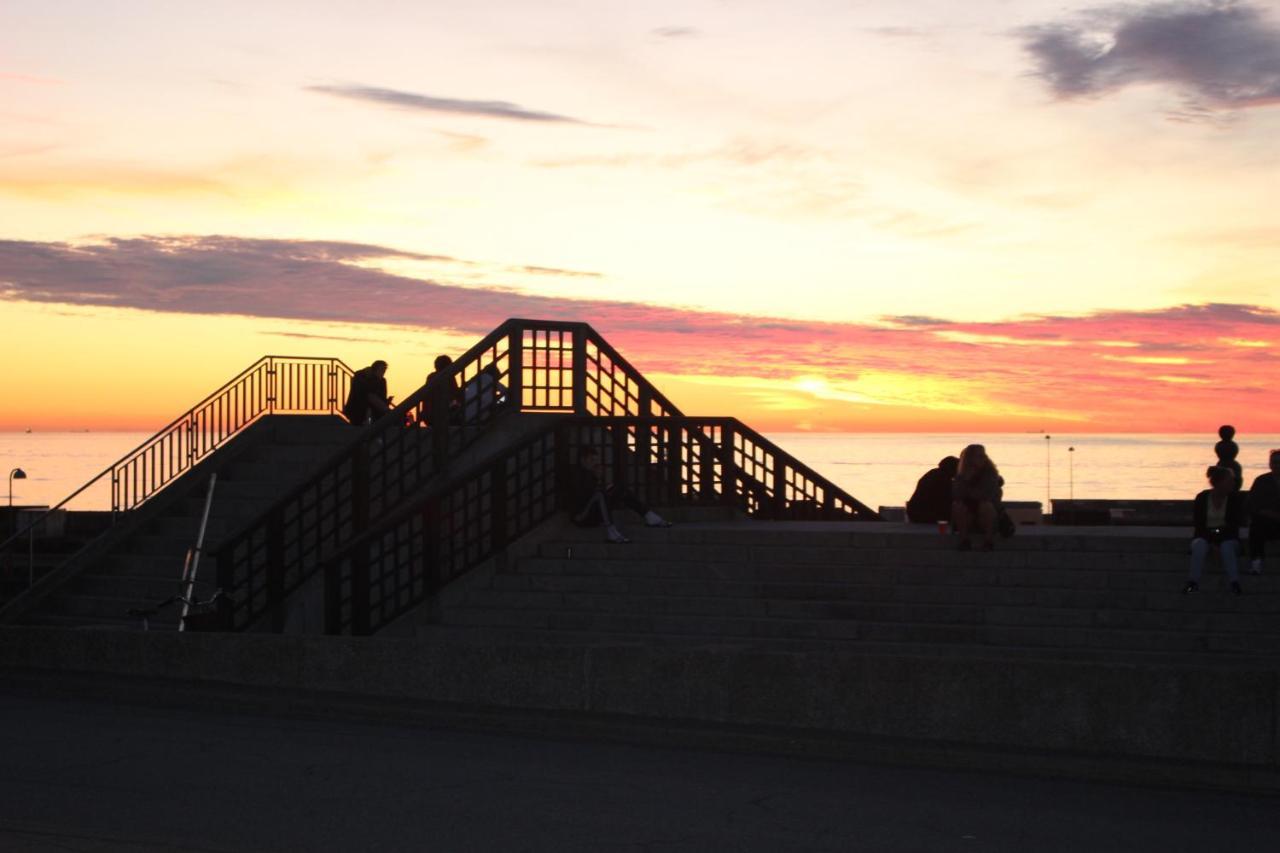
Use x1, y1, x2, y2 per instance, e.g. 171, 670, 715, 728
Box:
609, 486, 670, 527
952, 500, 972, 537
1248, 518, 1278, 572
975, 501, 997, 548
1221, 539, 1241, 586
1188, 537, 1210, 584
573, 492, 611, 527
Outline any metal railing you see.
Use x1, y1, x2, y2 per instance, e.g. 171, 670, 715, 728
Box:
213, 318, 684, 632
267, 416, 879, 636
0, 356, 353, 581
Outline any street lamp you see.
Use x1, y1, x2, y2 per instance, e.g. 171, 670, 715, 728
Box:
1068, 447, 1075, 501
8, 468, 25, 507
1044, 435, 1051, 511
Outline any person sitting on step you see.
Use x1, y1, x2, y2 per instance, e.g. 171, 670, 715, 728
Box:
1246, 449, 1280, 576
1184, 465, 1245, 595
568, 447, 670, 544
907, 455, 959, 524
951, 444, 1004, 551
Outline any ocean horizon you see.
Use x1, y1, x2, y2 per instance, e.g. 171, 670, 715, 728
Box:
3, 430, 1276, 514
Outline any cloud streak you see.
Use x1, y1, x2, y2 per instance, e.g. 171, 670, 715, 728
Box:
2, 235, 1278, 431
306, 84, 600, 125
1020, 2, 1280, 112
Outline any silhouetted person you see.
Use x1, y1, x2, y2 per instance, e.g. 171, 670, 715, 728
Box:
1215, 425, 1243, 492
422, 354, 461, 468
343, 360, 391, 426
906, 456, 959, 524
952, 444, 1003, 551
1247, 449, 1280, 575
1184, 465, 1244, 595
568, 448, 670, 543
462, 364, 508, 424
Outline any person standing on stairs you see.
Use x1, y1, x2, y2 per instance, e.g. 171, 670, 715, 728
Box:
1184, 465, 1245, 595
568, 448, 671, 544
343, 360, 392, 426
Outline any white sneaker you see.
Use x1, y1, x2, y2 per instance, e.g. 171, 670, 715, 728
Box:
605, 525, 631, 544
1250, 559, 1263, 576
644, 510, 672, 528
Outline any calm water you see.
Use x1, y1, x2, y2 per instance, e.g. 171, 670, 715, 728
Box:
2, 431, 1277, 512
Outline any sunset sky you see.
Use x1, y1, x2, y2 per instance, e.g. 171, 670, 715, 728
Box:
2, 0, 1278, 432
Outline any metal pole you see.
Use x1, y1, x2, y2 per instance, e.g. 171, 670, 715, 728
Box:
1068, 446, 1075, 501
179, 473, 218, 631
1044, 434, 1051, 511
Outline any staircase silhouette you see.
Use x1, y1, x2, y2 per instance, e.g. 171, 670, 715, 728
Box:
2, 320, 877, 632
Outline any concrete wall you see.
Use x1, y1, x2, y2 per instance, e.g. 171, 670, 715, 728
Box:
2, 626, 1277, 792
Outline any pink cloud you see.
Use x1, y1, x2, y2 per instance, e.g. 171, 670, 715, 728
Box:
1, 235, 1277, 431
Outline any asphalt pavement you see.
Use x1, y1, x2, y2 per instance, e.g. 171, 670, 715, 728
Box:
0, 687, 1275, 852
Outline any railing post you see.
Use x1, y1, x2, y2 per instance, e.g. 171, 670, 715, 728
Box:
266, 509, 285, 632
507, 325, 524, 413
698, 425, 716, 503
571, 327, 587, 414
328, 359, 339, 413
720, 423, 739, 510
772, 460, 787, 520
266, 357, 277, 415
350, 447, 371, 635
490, 458, 508, 555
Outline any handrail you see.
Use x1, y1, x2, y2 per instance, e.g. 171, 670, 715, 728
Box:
213, 317, 684, 632
0, 356, 353, 557
279, 415, 879, 636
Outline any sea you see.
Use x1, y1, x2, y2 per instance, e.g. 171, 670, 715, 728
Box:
3, 431, 1277, 513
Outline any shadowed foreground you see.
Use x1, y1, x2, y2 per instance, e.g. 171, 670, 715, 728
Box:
0, 686, 1272, 853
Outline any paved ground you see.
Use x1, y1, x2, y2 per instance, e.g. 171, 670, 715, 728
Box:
0, 688, 1275, 852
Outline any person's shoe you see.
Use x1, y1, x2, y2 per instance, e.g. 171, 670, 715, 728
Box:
956, 538, 972, 552
1250, 559, 1263, 576
643, 510, 672, 528
1182, 581, 1199, 594
605, 525, 631, 544
1231, 581, 1243, 595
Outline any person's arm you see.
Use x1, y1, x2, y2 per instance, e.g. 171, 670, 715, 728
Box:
1192, 492, 1208, 539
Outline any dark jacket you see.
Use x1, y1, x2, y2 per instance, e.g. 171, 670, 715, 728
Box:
1192, 489, 1244, 543
342, 366, 388, 424
1247, 472, 1280, 522
907, 467, 953, 523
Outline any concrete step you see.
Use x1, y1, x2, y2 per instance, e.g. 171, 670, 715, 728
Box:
45, 591, 181, 627
439, 604, 1280, 654
488, 571, 1280, 613
75, 573, 198, 601
468, 586, 1280, 632
23, 612, 161, 631
510, 556, 1270, 592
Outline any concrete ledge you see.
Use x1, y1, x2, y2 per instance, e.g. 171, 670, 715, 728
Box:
3, 626, 1277, 793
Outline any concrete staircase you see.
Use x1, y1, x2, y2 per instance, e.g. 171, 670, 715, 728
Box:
434, 522, 1280, 665
17, 416, 355, 631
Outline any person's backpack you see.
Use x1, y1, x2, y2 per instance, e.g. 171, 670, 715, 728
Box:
997, 509, 1017, 539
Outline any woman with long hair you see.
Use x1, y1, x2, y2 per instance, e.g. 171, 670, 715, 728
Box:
1184, 465, 1244, 595
951, 444, 1003, 551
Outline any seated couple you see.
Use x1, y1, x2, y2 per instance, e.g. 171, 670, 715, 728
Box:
906, 444, 1008, 551
568, 448, 671, 543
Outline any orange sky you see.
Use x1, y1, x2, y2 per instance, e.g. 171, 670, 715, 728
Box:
2, 2, 1279, 432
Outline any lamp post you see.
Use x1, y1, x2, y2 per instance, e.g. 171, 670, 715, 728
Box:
1044, 435, 1051, 512
8, 468, 25, 507
1068, 447, 1075, 501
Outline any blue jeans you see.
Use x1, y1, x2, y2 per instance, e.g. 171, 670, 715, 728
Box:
1189, 538, 1239, 583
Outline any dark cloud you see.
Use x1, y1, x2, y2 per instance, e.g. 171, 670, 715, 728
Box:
305, 84, 598, 125
1020, 2, 1280, 111
1, 235, 1277, 430
651, 26, 701, 39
